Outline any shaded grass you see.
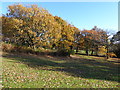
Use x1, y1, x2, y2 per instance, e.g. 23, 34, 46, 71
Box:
2, 52, 120, 88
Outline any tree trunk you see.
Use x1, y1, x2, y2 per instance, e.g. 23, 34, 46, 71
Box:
91, 50, 94, 55
106, 37, 109, 59
95, 47, 98, 56
86, 49, 89, 56
106, 45, 109, 59
76, 46, 79, 53
70, 45, 73, 50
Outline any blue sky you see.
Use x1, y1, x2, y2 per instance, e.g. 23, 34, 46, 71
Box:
1, 2, 118, 34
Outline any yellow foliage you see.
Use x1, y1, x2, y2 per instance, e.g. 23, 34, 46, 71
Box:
106, 53, 117, 58
2, 4, 76, 49
98, 46, 107, 55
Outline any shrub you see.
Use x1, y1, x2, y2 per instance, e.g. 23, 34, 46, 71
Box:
56, 49, 70, 56
12, 46, 22, 52
37, 47, 46, 52
2, 43, 14, 52
2, 43, 34, 54
68, 50, 75, 55
106, 53, 117, 58
19, 46, 34, 54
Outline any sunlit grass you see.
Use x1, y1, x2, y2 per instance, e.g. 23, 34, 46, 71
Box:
2, 52, 120, 88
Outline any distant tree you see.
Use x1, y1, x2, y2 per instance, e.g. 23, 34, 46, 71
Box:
110, 31, 120, 57
80, 26, 109, 56
81, 29, 99, 55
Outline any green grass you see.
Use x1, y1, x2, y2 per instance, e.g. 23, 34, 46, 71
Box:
2, 52, 120, 88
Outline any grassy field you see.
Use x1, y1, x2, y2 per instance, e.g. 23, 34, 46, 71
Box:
2, 52, 120, 88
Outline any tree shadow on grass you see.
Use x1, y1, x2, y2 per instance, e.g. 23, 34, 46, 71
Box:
2, 53, 60, 68
2, 53, 120, 83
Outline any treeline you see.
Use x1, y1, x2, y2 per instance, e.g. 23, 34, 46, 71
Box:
1, 4, 119, 58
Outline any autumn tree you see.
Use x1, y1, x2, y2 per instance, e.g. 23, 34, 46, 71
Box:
2, 4, 62, 49
54, 16, 75, 51
2, 4, 76, 56
80, 26, 108, 56
73, 28, 84, 53
81, 30, 94, 55
2, 4, 111, 57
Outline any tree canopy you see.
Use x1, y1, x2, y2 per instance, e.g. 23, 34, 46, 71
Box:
2, 4, 117, 58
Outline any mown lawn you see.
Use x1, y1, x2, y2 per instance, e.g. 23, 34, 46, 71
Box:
2, 52, 120, 88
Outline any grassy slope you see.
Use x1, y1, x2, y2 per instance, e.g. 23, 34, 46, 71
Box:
2, 52, 120, 88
